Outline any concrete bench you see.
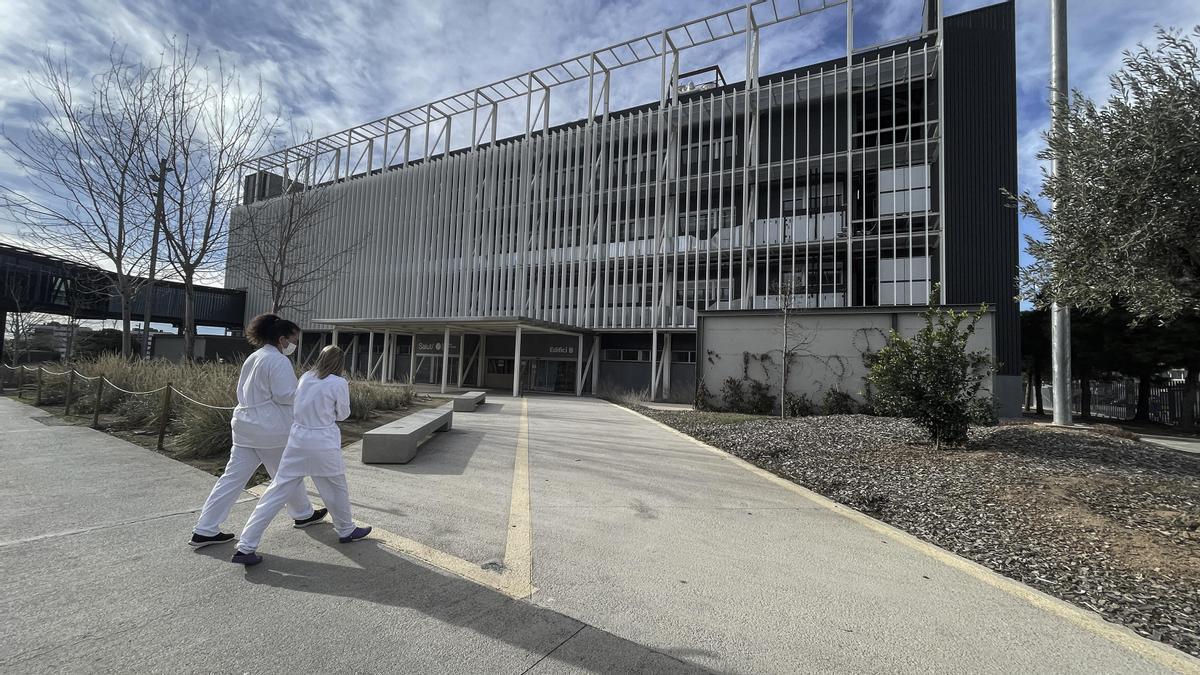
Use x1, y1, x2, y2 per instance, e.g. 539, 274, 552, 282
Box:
452, 390, 487, 412
361, 404, 453, 464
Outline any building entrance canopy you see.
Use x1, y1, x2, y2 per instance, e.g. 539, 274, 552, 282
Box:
313, 315, 598, 396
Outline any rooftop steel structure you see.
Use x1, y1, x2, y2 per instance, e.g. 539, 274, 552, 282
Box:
242, 0, 927, 191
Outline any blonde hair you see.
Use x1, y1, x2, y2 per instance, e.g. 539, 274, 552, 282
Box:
311, 345, 344, 379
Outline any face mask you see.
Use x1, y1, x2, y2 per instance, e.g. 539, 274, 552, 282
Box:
281, 341, 297, 357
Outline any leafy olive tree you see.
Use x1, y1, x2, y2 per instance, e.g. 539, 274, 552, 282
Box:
866, 297, 993, 450
1016, 27, 1200, 321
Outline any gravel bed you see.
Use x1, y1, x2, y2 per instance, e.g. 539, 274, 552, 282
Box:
642, 409, 1200, 658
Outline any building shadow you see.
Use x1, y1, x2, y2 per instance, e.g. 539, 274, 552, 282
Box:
228, 530, 714, 674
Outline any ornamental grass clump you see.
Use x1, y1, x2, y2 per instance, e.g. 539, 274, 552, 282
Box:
866, 296, 994, 449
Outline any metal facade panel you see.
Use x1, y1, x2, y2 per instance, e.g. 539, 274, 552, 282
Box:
943, 1, 1020, 375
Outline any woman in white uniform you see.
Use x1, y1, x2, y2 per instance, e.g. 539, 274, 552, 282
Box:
233, 345, 370, 565
189, 314, 325, 548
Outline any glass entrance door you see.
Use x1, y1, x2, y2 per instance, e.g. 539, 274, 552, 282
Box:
523, 359, 576, 393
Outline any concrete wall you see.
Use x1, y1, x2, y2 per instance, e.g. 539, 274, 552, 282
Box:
698, 307, 1019, 416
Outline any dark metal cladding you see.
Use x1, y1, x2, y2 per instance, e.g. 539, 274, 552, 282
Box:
943, 1, 1020, 376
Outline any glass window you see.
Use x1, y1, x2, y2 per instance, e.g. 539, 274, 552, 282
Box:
487, 358, 513, 375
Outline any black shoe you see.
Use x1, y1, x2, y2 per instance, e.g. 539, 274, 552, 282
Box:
293, 507, 328, 529
189, 532, 235, 548
231, 550, 263, 566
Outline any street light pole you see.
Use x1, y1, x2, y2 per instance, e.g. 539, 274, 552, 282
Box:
1050, 0, 1072, 426
142, 158, 171, 360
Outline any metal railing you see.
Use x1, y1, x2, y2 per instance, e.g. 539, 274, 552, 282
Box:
1035, 379, 1200, 426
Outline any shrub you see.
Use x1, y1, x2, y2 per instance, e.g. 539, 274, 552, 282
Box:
820, 388, 858, 415
967, 396, 999, 427
694, 380, 715, 411
721, 377, 746, 412
865, 299, 993, 449
745, 379, 776, 415
783, 392, 815, 417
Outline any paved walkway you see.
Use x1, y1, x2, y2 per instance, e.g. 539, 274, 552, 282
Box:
2, 394, 1197, 673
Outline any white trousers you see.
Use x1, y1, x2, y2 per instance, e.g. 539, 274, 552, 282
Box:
193, 445, 314, 537
237, 474, 355, 553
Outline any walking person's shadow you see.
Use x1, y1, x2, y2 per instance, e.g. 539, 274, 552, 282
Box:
214, 526, 713, 673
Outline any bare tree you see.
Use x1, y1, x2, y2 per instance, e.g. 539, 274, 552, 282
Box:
0, 49, 157, 359
151, 40, 277, 360
3, 282, 53, 365
228, 170, 362, 317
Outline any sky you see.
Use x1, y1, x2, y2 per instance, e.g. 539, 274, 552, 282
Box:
1, 0, 1198, 287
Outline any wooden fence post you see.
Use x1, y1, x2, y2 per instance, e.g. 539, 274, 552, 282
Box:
92, 378, 103, 429
17, 367, 24, 398
64, 370, 76, 416
156, 384, 173, 451
35, 367, 43, 405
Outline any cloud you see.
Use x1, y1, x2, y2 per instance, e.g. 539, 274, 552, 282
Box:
1, 0, 1198, 278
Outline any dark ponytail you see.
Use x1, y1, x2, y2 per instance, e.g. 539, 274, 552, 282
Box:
246, 314, 300, 348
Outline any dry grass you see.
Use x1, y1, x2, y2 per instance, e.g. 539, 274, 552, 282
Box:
6, 356, 424, 461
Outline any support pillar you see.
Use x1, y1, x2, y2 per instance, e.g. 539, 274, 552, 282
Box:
651, 329, 659, 401
388, 331, 398, 384
367, 332, 375, 377
440, 327, 451, 394
591, 335, 599, 395
575, 334, 584, 396
456, 333, 465, 388
512, 325, 523, 398
381, 333, 390, 383
350, 334, 359, 376
409, 334, 417, 385
477, 334, 487, 387
663, 333, 672, 400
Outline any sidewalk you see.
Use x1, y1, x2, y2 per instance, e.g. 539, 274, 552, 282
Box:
2, 394, 1197, 673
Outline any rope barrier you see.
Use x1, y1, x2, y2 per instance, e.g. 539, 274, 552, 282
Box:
171, 388, 236, 411
100, 378, 169, 396
11, 364, 236, 413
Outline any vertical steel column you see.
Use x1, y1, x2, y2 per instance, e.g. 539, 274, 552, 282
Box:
513, 325, 523, 397
477, 334, 487, 386
651, 328, 659, 400
409, 334, 418, 385
457, 333, 466, 388
741, 3, 760, 309
663, 332, 672, 399
845, 0, 854, 307
441, 326, 451, 394
591, 335, 600, 395
575, 334, 584, 396
367, 332, 376, 377
1050, 0, 1072, 426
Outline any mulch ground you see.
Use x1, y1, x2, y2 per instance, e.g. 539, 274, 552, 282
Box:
640, 409, 1200, 658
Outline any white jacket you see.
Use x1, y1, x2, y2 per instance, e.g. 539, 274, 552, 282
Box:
277, 371, 351, 478
230, 345, 297, 449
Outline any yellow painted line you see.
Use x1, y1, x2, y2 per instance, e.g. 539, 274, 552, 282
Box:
501, 397, 535, 598
242, 397, 537, 600
613, 404, 1200, 674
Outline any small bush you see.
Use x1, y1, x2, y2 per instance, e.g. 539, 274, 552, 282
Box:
865, 298, 993, 449
783, 392, 815, 417
820, 388, 858, 415
967, 396, 999, 427
721, 377, 746, 412
745, 380, 776, 415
